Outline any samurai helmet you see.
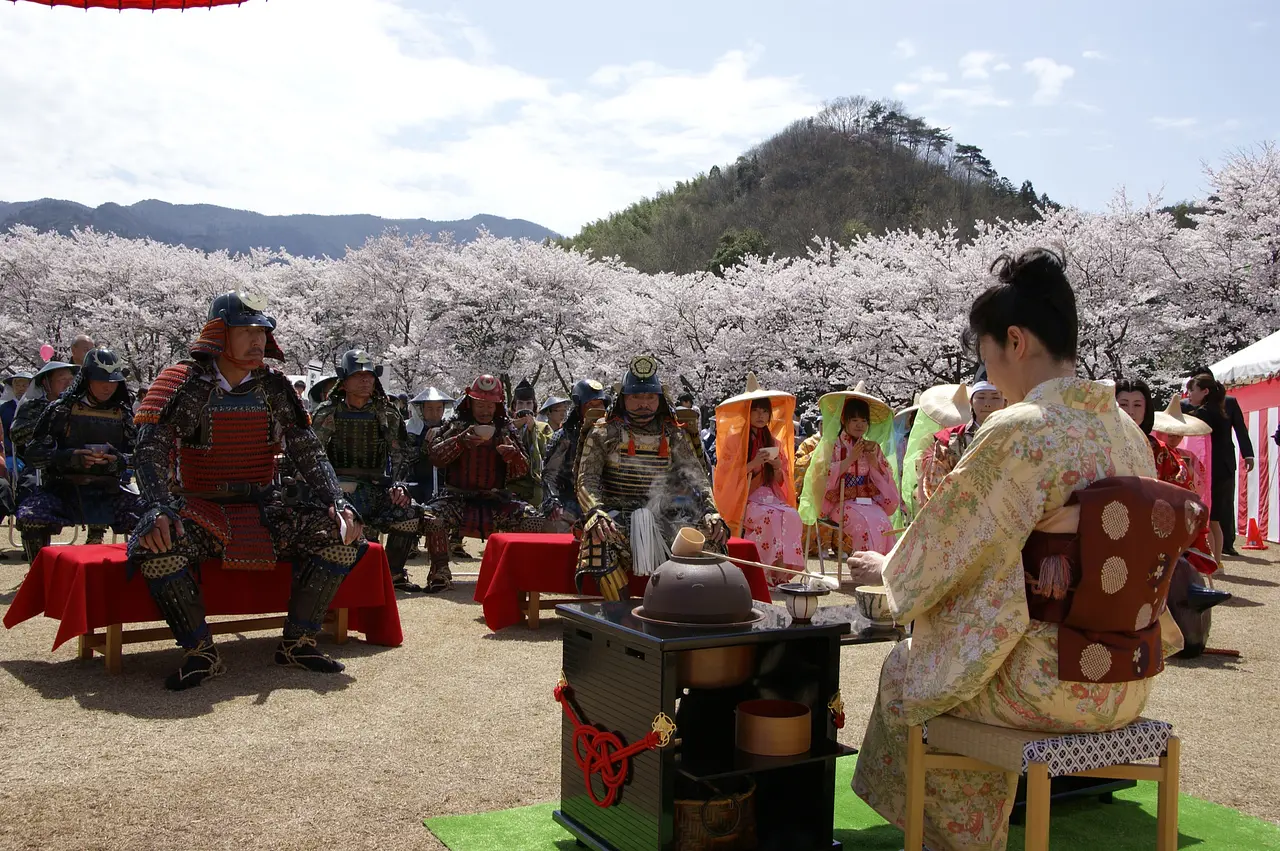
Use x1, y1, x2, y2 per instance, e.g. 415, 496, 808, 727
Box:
80, 348, 128, 383
570, 378, 608, 409
209, 291, 277, 330
192, 291, 284, 361
621, 355, 662, 395
465, 374, 505, 403
337, 348, 383, 380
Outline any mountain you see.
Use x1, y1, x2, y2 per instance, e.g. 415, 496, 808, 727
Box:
0, 198, 558, 257
563, 95, 1054, 274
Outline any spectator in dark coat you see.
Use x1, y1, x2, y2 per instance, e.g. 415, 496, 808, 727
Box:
1184, 367, 1255, 558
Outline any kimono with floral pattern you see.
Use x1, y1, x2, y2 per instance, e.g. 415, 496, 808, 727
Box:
853, 378, 1175, 851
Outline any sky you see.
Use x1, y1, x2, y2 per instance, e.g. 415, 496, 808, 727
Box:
0, 0, 1275, 235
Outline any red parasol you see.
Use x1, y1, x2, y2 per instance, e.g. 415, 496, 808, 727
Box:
9, 0, 248, 8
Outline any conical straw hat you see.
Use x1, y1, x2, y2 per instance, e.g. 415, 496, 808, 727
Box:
1152, 395, 1212, 436
817, 381, 892, 424
717, 371, 794, 408
919, 383, 971, 428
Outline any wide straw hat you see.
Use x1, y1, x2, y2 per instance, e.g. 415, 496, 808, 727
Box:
817, 381, 892, 424
1152, 395, 1212, 436
717, 372, 794, 409
919, 383, 971, 428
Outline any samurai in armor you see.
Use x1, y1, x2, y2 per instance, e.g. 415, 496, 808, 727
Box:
575, 357, 728, 600
16, 352, 143, 562
507, 378, 552, 507
8, 360, 78, 464
420, 375, 545, 593
311, 349, 424, 593
541, 378, 610, 527
128, 292, 365, 690
405, 387, 454, 505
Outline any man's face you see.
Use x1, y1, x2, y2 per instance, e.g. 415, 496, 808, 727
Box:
420, 401, 446, 423
88, 379, 118, 403
970, 389, 1005, 424
546, 402, 569, 428
294, 383, 306, 399
624, 393, 659, 424
10, 378, 30, 398
226, 326, 266, 366
513, 400, 537, 423
471, 399, 497, 424
44, 369, 74, 397
343, 372, 375, 400
71, 339, 94, 365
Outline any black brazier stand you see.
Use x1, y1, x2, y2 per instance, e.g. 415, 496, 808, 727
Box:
553, 601, 858, 851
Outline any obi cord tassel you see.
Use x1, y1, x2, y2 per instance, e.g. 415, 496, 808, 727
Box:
658, 433, 669, 458
627, 433, 636, 456
1031, 554, 1072, 600
630, 507, 669, 576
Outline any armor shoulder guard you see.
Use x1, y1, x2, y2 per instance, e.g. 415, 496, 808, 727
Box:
311, 400, 337, 423
260, 368, 309, 428
135, 365, 198, 426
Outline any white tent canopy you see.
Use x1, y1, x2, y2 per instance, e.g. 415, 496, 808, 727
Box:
1209, 328, 1280, 386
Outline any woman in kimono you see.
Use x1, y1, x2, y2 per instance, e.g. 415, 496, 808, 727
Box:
848, 248, 1180, 851
799, 384, 900, 557
713, 376, 802, 585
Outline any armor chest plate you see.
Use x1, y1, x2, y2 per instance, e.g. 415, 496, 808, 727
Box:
330, 408, 386, 473
602, 432, 670, 507
65, 401, 127, 450
179, 383, 279, 491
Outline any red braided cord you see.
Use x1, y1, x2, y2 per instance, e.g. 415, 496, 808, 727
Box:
554, 682, 662, 808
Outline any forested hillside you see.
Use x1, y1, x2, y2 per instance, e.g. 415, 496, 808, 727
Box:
564, 95, 1053, 273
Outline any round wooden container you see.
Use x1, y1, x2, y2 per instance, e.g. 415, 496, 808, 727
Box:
735, 699, 811, 756
677, 645, 756, 689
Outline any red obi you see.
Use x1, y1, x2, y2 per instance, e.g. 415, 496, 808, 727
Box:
177, 387, 281, 571
1022, 476, 1207, 684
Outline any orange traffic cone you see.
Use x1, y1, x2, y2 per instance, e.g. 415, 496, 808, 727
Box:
1242, 518, 1268, 550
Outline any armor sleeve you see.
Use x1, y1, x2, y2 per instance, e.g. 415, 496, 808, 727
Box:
667, 421, 719, 519
387, 407, 410, 483
428, 423, 469, 468
22, 401, 65, 471
134, 372, 211, 509
575, 424, 608, 517
8, 399, 46, 461
309, 402, 336, 454
541, 428, 572, 510
266, 374, 343, 505
500, 423, 531, 480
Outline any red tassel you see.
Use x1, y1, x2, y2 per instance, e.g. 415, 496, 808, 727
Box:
627, 434, 636, 456
658, 434, 669, 458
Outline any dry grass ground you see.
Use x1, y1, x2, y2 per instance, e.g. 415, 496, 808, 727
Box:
0, 538, 1276, 851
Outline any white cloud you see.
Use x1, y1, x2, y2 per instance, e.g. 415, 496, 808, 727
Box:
894, 39, 918, 59
1023, 57, 1075, 105
892, 82, 922, 96
913, 65, 949, 84
1249, 20, 1267, 31
930, 87, 1012, 109
0, 2, 817, 235
1082, 50, 1105, 60
1150, 116, 1198, 130
958, 51, 998, 79
993, 62, 1011, 72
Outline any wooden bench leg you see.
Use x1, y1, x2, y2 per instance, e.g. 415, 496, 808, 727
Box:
527, 591, 541, 630
104, 624, 123, 675
1023, 761, 1051, 851
78, 631, 95, 661
1157, 737, 1181, 851
334, 608, 349, 645
904, 725, 926, 851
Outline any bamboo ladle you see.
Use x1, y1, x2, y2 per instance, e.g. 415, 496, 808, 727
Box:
672, 527, 840, 591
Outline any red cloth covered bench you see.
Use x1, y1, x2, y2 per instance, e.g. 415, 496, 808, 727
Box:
3, 542, 403, 672
472, 533, 772, 631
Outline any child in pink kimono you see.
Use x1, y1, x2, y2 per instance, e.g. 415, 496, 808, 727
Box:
821, 398, 900, 554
